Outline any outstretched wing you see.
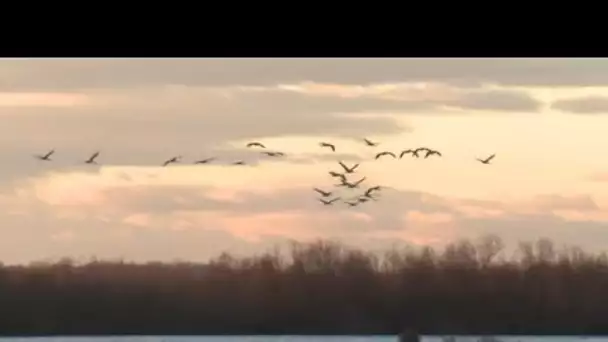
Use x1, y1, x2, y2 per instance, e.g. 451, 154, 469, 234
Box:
320, 142, 335, 151
338, 161, 350, 172
313, 188, 325, 195
247, 142, 265, 148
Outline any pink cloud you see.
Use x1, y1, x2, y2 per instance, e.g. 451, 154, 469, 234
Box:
50, 230, 76, 242
405, 210, 454, 225
215, 211, 319, 242
0, 92, 88, 107
6, 167, 608, 264
122, 213, 151, 228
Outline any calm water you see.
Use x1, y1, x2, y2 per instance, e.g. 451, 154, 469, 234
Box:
2, 337, 606, 342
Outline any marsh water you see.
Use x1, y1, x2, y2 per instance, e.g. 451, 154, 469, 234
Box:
3, 336, 606, 342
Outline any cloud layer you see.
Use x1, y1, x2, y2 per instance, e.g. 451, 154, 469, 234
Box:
1, 163, 606, 264
0, 58, 607, 264
3, 58, 608, 89
551, 96, 608, 114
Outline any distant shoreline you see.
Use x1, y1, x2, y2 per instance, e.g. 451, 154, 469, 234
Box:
0, 236, 607, 335
0, 333, 608, 338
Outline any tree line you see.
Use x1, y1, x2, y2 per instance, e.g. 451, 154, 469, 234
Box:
0, 235, 607, 335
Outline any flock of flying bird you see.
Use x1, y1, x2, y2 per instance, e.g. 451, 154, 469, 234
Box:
314, 139, 494, 208
32, 138, 497, 209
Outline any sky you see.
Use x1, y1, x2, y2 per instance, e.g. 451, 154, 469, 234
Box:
2, 58, 608, 264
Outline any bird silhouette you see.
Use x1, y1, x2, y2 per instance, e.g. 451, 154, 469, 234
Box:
364, 186, 381, 198
362, 193, 379, 202
338, 161, 359, 174
357, 197, 372, 203
194, 157, 215, 164
399, 149, 414, 158
262, 151, 285, 157
330, 173, 347, 184
363, 138, 379, 147
341, 176, 367, 189
412, 148, 429, 158
35, 149, 55, 161
247, 142, 265, 148
345, 201, 360, 207
84, 151, 100, 164
329, 171, 344, 178
424, 149, 442, 158
233, 161, 246, 165
319, 142, 336, 152
375, 151, 397, 160
313, 188, 333, 197
477, 154, 496, 164
162, 156, 181, 166
320, 197, 341, 205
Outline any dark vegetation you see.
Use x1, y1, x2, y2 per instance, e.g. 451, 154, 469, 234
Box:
1, 235, 607, 335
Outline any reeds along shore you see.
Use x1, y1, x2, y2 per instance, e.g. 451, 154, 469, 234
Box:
0, 235, 607, 335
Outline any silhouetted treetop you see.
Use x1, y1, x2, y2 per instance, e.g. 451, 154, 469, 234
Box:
0, 234, 607, 335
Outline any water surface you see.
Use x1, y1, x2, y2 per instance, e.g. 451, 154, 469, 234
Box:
3, 336, 606, 342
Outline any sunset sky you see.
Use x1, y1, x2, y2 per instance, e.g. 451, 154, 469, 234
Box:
1, 58, 608, 264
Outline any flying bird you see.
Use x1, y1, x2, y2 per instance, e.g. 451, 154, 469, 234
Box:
362, 191, 381, 201
363, 138, 379, 147
329, 172, 347, 183
399, 149, 414, 158
313, 188, 333, 197
262, 151, 285, 157
233, 160, 247, 165
35, 149, 55, 161
424, 149, 442, 158
163, 156, 181, 166
345, 201, 360, 207
84, 151, 100, 164
247, 142, 266, 148
367, 185, 381, 192
412, 147, 429, 158
319, 142, 336, 152
477, 154, 496, 165
346, 194, 373, 204
364, 186, 381, 198
329, 171, 344, 178
320, 197, 341, 205
362, 194, 379, 202
338, 161, 359, 174
375, 151, 397, 160
357, 197, 371, 204
194, 157, 215, 164
341, 176, 367, 189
